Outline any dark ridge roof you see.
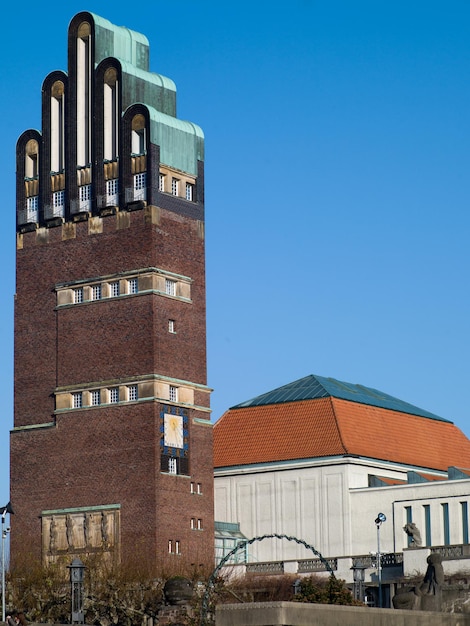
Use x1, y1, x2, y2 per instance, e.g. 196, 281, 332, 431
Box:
231, 374, 450, 423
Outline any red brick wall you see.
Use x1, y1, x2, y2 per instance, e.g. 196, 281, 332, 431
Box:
12, 207, 213, 571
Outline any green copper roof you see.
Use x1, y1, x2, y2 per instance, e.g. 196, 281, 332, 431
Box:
85, 12, 150, 70
147, 107, 204, 175
70, 11, 204, 173
232, 374, 450, 423
120, 61, 176, 117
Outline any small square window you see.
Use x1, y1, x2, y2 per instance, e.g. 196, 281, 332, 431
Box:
72, 392, 83, 408
73, 287, 84, 304
128, 278, 138, 294
91, 390, 101, 406
109, 387, 119, 404
91, 284, 102, 301
109, 281, 120, 297
169, 386, 178, 403
128, 385, 138, 402
185, 182, 193, 201
165, 279, 176, 296
168, 319, 176, 333
171, 178, 179, 196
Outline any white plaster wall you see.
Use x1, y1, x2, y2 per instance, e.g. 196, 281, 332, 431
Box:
215, 458, 470, 564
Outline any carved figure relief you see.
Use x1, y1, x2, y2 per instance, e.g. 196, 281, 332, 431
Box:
41, 508, 119, 565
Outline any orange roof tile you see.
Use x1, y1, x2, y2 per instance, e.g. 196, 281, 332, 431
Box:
214, 397, 470, 472
372, 476, 408, 486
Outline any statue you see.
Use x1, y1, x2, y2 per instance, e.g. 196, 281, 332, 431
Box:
403, 522, 422, 547
393, 553, 444, 611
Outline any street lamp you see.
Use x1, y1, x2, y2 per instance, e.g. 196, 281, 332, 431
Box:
350, 560, 367, 602
375, 512, 386, 608
0, 501, 14, 622
68, 558, 86, 624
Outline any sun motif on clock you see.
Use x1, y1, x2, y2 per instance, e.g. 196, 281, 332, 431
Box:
163, 413, 184, 449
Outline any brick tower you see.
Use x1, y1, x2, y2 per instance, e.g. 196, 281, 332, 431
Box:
11, 12, 213, 573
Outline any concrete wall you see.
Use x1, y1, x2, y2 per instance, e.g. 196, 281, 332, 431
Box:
216, 602, 470, 626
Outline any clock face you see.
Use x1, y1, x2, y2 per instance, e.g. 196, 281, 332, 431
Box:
164, 414, 183, 448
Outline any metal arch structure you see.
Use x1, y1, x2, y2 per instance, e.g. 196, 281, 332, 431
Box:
200, 532, 336, 625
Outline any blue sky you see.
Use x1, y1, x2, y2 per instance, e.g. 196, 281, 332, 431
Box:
1, 1, 470, 506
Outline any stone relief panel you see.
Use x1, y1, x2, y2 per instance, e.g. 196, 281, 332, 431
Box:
42, 507, 120, 565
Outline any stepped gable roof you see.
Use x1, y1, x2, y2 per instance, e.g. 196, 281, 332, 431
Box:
214, 375, 470, 472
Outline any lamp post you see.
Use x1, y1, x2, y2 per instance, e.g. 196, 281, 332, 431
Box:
375, 512, 386, 608
68, 558, 86, 624
350, 560, 367, 602
0, 502, 14, 622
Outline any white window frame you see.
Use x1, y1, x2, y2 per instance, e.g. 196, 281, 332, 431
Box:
168, 457, 177, 474
72, 392, 83, 408
26, 196, 39, 222
171, 177, 179, 196
109, 281, 120, 298
91, 390, 101, 406
185, 182, 193, 201
133, 172, 147, 201
109, 387, 119, 404
168, 319, 176, 333
128, 385, 138, 402
128, 278, 138, 294
169, 386, 178, 403
52, 190, 65, 217
159, 173, 165, 192
91, 284, 102, 301
165, 279, 176, 296
106, 178, 119, 205
73, 287, 84, 304
79, 184, 92, 212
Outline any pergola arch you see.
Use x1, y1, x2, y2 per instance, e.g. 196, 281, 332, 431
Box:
200, 533, 335, 624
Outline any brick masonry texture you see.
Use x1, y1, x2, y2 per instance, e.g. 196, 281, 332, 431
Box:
12, 206, 213, 570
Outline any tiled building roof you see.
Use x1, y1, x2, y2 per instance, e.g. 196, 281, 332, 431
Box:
214, 376, 470, 471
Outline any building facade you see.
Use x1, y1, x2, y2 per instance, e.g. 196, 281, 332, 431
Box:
12, 12, 213, 573
214, 375, 470, 586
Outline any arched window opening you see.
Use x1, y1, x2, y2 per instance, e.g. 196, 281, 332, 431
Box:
76, 21, 92, 167
131, 114, 146, 156
51, 81, 65, 173
127, 114, 147, 204
104, 68, 119, 161
21, 139, 39, 224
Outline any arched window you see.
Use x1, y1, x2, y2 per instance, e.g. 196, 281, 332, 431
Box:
25, 139, 39, 179
131, 114, 146, 155
24, 139, 39, 223
50, 81, 65, 173
104, 68, 119, 161
76, 21, 92, 167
